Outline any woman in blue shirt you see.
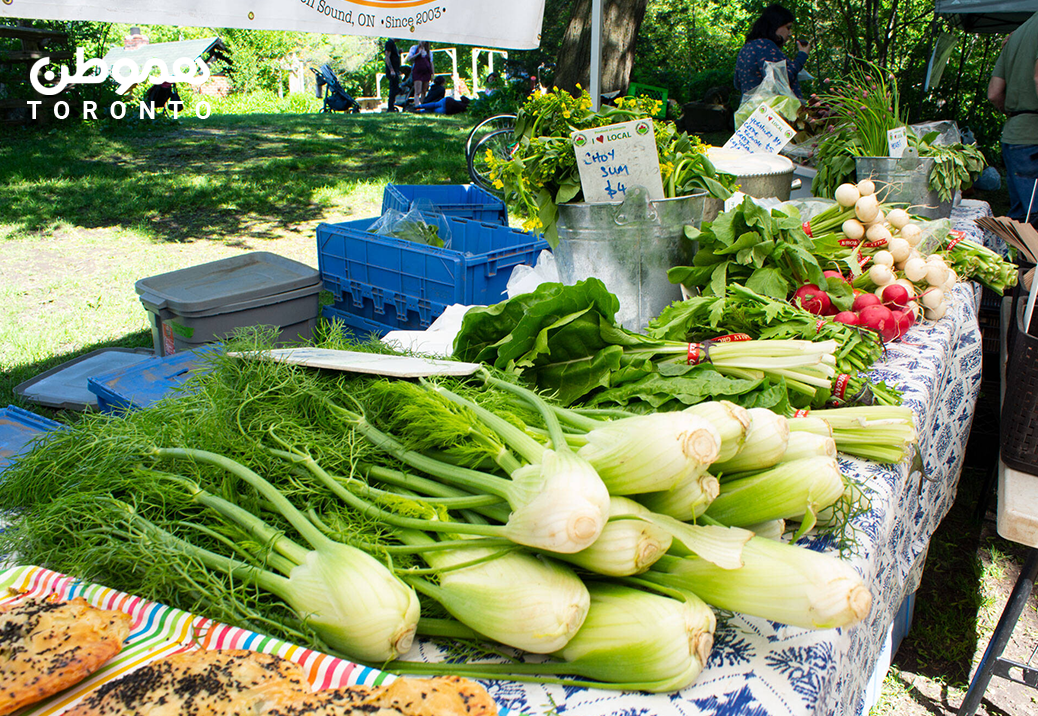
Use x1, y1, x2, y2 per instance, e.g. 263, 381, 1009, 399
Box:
734, 4, 811, 104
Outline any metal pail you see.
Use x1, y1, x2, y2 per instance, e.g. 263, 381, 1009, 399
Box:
554, 188, 719, 333
854, 156, 951, 219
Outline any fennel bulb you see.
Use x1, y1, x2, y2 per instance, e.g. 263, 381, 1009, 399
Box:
414, 542, 590, 653
551, 583, 716, 692
649, 536, 873, 630
554, 496, 673, 576
577, 413, 721, 495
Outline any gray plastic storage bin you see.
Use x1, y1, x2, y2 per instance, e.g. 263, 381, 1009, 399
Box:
135, 252, 322, 356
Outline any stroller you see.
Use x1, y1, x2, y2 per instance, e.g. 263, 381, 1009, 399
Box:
312, 64, 361, 114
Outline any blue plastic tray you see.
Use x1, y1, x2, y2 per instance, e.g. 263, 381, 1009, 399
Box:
318, 213, 545, 331
381, 184, 508, 225
0, 405, 62, 475
86, 345, 217, 414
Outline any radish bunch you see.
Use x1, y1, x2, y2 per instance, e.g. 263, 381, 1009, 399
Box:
831, 180, 955, 322
831, 290, 917, 343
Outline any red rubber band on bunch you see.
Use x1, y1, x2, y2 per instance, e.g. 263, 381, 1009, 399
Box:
833, 373, 851, 400
947, 230, 966, 251
839, 238, 862, 247
802, 221, 813, 237
858, 254, 871, 268
793, 408, 811, 418
864, 239, 889, 248
687, 343, 704, 365
816, 319, 828, 333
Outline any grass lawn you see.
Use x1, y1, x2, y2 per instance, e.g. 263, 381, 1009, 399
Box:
0, 112, 472, 415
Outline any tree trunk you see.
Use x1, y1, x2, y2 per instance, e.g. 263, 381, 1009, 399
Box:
553, 0, 650, 97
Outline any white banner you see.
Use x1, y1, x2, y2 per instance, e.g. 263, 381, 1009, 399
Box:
0, 0, 546, 50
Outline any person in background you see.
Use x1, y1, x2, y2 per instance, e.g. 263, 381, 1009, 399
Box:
414, 95, 471, 115
733, 4, 811, 103
384, 38, 401, 112
422, 75, 447, 104
988, 12, 1038, 227
407, 41, 433, 107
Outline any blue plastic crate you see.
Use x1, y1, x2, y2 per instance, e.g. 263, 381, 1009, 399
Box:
317, 213, 547, 331
321, 305, 394, 337
86, 345, 217, 414
382, 184, 508, 225
0, 405, 62, 475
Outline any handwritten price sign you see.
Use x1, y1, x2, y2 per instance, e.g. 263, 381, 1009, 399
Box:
724, 103, 796, 154
887, 127, 908, 158
571, 119, 665, 202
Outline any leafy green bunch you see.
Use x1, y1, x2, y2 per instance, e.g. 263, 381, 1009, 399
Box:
487, 89, 735, 247
667, 196, 842, 302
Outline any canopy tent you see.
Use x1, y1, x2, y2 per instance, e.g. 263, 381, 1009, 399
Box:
935, 0, 1038, 33
0, 0, 546, 50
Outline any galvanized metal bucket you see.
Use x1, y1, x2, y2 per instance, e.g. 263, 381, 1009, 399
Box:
554, 187, 719, 333
854, 156, 952, 219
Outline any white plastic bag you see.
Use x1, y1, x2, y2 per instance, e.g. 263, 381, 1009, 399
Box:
735, 60, 802, 128
506, 250, 559, 298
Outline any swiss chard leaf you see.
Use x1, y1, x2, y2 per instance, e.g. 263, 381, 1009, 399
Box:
587, 366, 763, 409
452, 278, 620, 367
529, 343, 626, 406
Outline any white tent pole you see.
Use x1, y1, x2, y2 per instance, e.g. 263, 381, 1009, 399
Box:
590, 0, 602, 111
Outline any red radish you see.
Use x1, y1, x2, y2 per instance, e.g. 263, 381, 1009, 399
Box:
858, 304, 897, 341
891, 308, 916, 339
834, 311, 859, 325
881, 283, 910, 308
792, 284, 832, 315
852, 293, 882, 312
823, 270, 850, 286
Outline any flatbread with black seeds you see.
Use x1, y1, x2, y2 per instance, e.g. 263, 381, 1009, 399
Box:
0, 595, 132, 716
264, 676, 498, 716
63, 649, 311, 716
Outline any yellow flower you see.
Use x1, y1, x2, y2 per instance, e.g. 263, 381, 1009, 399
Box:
485, 148, 494, 163
563, 110, 571, 118
493, 179, 504, 189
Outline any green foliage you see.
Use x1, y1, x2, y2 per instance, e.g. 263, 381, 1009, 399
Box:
632, 0, 750, 104
467, 78, 533, 120
194, 89, 322, 115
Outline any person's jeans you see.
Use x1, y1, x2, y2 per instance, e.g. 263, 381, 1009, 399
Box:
1001, 142, 1038, 224
387, 73, 401, 111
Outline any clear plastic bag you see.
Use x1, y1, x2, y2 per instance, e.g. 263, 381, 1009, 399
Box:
735, 60, 803, 128
505, 250, 559, 298
909, 120, 961, 147
368, 205, 451, 249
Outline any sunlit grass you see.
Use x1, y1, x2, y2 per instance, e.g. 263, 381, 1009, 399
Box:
0, 112, 474, 414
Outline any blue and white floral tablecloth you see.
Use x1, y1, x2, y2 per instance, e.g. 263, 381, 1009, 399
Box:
445, 206, 988, 716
